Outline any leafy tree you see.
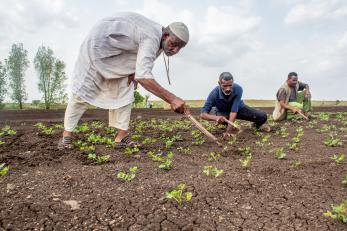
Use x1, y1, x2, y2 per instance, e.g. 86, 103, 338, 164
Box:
5, 43, 29, 109
134, 90, 144, 107
34, 46, 67, 109
0, 61, 7, 104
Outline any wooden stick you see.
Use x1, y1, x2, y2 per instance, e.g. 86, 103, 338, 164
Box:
184, 110, 218, 142
223, 117, 240, 130
298, 111, 309, 120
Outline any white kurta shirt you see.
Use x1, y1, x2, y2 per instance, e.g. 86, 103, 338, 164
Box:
71, 12, 163, 109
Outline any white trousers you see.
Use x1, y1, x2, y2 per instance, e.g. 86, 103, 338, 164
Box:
64, 95, 132, 132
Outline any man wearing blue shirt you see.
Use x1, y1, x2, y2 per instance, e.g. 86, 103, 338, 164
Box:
200, 72, 269, 135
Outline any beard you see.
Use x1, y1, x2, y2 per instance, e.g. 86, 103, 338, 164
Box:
222, 89, 232, 95
162, 41, 174, 56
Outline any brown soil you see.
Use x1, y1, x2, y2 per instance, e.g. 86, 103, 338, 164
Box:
0, 108, 347, 230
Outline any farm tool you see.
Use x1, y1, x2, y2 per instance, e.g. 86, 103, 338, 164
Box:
183, 109, 223, 147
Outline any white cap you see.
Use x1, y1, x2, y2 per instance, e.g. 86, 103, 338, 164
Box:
168, 22, 189, 43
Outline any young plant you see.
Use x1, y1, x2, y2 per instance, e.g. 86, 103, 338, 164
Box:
105, 127, 116, 135
274, 147, 286, 159
191, 130, 205, 145
238, 147, 251, 157
91, 121, 105, 129
291, 160, 302, 169
159, 152, 174, 170
124, 146, 140, 155
342, 175, 347, 186
87, 153, 110, 164
0, 126, 17, 136
276, 127, 289, 138
324, 200, 347, 223
324, 135, 343, 147
0, 140, 5, 145
87, 133, 103, 144
256, 134, 271, 146
330, 154, 345, 164
177, 146, 192, 155
208, 152, 221, 161
227, 136, 237, 145
240, 154, 252, 169
148, 151, 164, 162
117, 166, 138, 181
142, 137, 157, 145
0, 163, 10, 176
288, 142, 299, 151
165, 183, 192, 205
203, 166, 224, 177
74, 123, 90, 133
34, 122, 54, 135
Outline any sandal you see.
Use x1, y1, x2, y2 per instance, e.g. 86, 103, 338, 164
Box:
115, 136, 141, 148
57, 137, 73, 150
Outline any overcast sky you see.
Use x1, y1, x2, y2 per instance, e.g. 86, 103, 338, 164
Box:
0, 0, 346, 102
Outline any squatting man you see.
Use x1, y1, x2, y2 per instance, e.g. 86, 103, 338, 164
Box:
200, 72, 270, 137
58, 12, 189, 149
273, 72, 312, 122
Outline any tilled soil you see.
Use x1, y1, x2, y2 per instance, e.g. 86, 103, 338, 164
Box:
0, 108, 347, 230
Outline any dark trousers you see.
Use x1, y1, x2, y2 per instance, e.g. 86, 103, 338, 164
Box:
214, 105, 267, 128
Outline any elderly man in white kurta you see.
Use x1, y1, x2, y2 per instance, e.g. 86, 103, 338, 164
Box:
58, 12, 189, 149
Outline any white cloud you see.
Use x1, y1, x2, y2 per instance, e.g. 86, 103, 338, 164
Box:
285, 0, 347, 24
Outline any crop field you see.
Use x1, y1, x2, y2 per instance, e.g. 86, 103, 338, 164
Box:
0, 108, 347, 230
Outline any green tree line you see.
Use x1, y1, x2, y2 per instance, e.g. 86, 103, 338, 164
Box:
0, 43, 149, 109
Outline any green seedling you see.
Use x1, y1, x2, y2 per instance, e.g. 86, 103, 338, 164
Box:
192, 137, 205, 145
105, 127, 116, 135
148, 151, 164, 162
117, 166, 138, 182
306, 120, 317, 128
227, 136, 237, 145
292, 136, 301, 143
87, 133, 103, 144
203, 166, 224, 177
238, 147, 251, 157
291, 160, 302, 169
0, 126, 17, 136
87, 153, 110, 164
317, 112, 330, 121
53, 124, 64, 129
74, 123, 90, 133
274, 147, 286, 159
342, 175, 347, 186
324, 199, 347, 223
159, 152, 173, 170
34, 122, 54, 135
131, 134, 142, 140
330, 154, 345, 164
256, 134, 271, 146
124, 146, 140, 155
316, 124, 336, 133
91, 121, 105, 129
142, 137, 157, 145
163, 135, 183, 148
177, 146, 192, 155
0, 140, 5, 145
165, 183, 192, 205
208, 152, 221, 161
276, 127, 289, 138
73, 140, 96, 153
288, 142, 299, 151
324, 135, 343, 147
0, 163, 10, 176
240, 154, 252, 169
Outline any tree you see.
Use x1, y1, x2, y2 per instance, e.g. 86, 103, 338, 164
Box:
5, 43, 29, 109
0, 61, 7, 105
34, 46, 67, 109
134, 90, 144, 107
